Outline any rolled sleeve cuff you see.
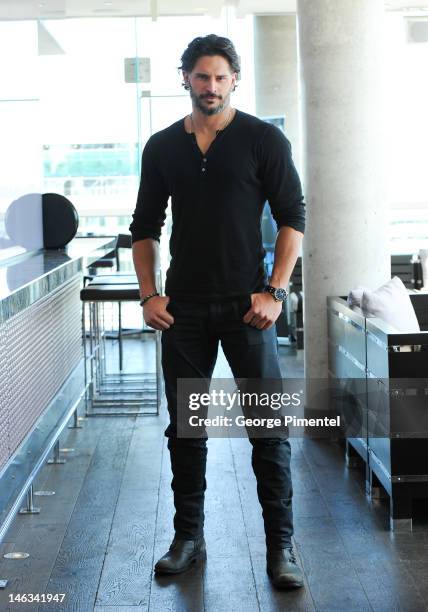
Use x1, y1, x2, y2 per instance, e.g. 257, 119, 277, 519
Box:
129, 226, 161, 244
275, 217, 305, 234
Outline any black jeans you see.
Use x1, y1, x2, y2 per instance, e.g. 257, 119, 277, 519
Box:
161, 295, 294, 549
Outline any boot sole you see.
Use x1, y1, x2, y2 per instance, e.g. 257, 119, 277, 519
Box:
154, 549, 206, 575
267, 566, 304, 589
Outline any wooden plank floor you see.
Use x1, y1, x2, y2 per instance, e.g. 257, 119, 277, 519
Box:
1, 339, 428, 611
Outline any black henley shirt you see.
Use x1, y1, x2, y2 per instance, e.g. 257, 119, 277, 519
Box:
129, 109, 305, 301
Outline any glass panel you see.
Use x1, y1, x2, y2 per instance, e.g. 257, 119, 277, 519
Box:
0, 22, 42, 261
385, 14, 428, 254
38, 17, 141, 237
0, 12, 255, 261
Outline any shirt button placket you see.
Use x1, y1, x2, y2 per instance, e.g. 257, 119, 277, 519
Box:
202, 157, 207, 175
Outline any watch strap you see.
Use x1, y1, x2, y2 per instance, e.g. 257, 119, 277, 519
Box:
264, 284, 288, 302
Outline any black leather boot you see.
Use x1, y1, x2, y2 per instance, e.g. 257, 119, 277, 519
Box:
154, 536, 206, 575
266, 547, 304, 589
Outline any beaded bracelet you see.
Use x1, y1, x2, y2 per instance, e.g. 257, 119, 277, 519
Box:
139, 291, 160, 306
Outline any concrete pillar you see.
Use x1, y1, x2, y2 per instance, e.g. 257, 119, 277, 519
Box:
297, 0, 390, 381
254, 15, 301, 172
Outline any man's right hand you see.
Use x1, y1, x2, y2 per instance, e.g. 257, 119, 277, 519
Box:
142, 295, 174, 330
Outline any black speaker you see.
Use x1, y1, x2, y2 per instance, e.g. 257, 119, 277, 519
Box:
5, 192, 79, 250
42, 193, 79, 249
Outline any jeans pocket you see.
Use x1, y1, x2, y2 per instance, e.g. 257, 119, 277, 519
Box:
242, 323, 271, 344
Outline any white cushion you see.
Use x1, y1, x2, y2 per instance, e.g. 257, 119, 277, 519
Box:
419, 249, 428, 290
347, 286, 369, 308
361, 276, 420, 332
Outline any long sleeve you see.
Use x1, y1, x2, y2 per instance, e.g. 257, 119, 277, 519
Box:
129, 135, 170, 244
259, 124, 306, 234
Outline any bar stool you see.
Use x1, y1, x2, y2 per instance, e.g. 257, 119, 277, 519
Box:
107, 233, 135, 370
84, 274, 138, 376
80, 277, 162, 417
84, 232, 138, 370
87, 247, 117, 276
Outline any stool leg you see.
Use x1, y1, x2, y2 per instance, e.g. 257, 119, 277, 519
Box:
94, 302, 102, 389
100, 301, 107, 379
118, 301, 123, 372
96, 301, 106, 383
84, 300, 95, 417
69, 314, 84, 429
82, 300, 93, 417
94, 302, 102, 393
100, 303, 107, 382
90, 302, 97, 396
82, 300, 89, 410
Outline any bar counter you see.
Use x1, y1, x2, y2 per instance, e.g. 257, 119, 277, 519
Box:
0, 236, 117, 324
0, 235, 116, 547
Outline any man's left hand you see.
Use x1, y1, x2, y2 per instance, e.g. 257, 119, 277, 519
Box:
243, 293, 283, 330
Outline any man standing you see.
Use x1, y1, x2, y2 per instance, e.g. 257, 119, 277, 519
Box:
130, 34, 305, 590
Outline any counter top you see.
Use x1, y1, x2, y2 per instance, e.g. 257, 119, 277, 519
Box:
0, 236, 116, 324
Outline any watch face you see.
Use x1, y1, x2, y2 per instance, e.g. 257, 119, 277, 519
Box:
274, 287, 288, 301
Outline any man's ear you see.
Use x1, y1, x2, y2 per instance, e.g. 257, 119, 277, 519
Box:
182, 70, 190, 89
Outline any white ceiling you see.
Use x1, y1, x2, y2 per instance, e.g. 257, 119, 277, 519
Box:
1, 0, 428, 20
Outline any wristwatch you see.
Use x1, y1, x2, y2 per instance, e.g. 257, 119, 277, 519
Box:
264, 285, 288, 302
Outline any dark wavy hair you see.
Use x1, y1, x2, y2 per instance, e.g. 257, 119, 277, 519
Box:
179, 34, 241, 91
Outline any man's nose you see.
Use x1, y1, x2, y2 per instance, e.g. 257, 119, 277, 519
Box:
205, 77, 218, 92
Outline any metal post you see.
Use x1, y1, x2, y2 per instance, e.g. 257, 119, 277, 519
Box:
68, 405, 83, 429
18, 484, 40, 514
47, 439, 65, 465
